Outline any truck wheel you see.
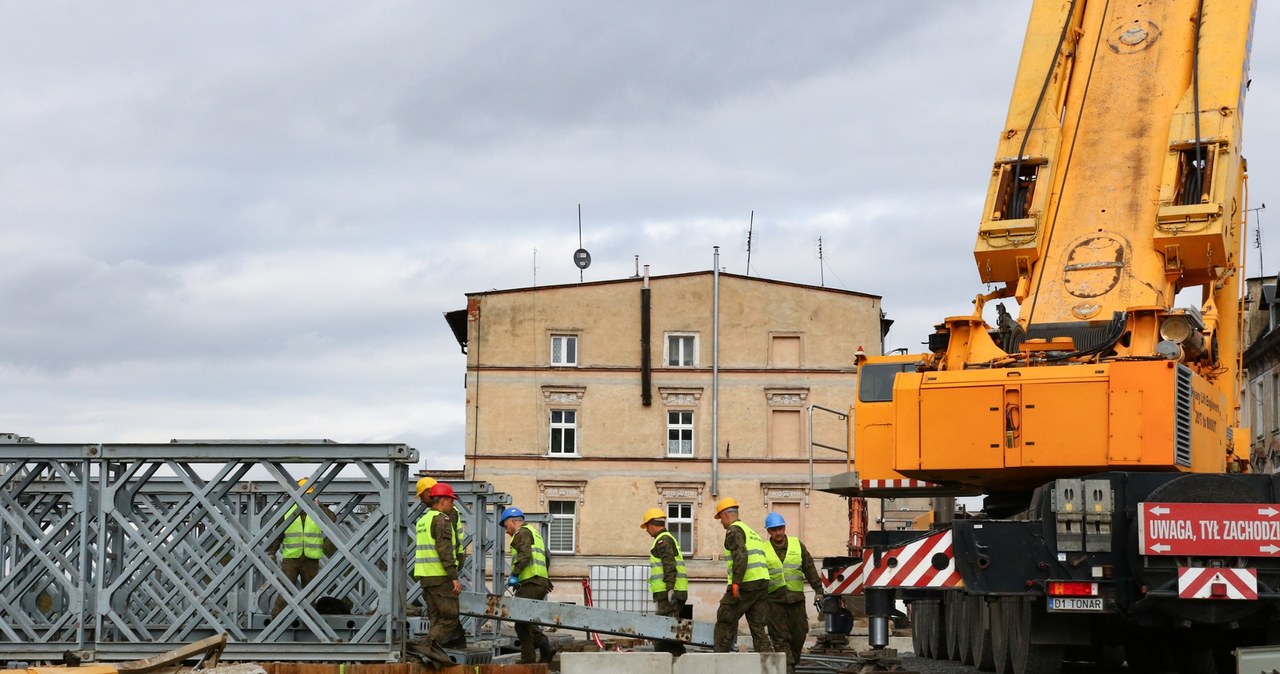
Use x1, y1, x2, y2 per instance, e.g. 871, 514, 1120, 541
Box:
1009, 597, 1062, 674
944, 591, 962, 660
970, 595, 995, 671
958, 593, 975, 665
991, 598, 1014, 674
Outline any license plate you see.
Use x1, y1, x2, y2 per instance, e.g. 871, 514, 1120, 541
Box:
1048, 596, 1103, 612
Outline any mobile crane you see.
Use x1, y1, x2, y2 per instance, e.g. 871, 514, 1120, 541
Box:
818, 1, 1271, 673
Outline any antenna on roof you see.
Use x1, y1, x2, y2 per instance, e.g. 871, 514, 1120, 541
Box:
573, 203, 591, 283
817, 236, 825, 287
1251, 203, 1268, 276
744, 210, 754, 276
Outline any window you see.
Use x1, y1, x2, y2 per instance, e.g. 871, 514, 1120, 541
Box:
770, 409, 803, 458
667, 411, 694, 456
1254, 378, 1265, 439
666, 502, 694, 555
858, 362, 916, 403
549, 409, 577, 456
666, 334, 697, 367
551, 334, 578, 366
770, 335, 801, 368
548, 500, 576, 554
1273, 373, 1280, 434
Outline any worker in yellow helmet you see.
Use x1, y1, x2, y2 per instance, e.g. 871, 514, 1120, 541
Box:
642, 506, 687, 656
267, 477, 336, 618
712, 497, 773, 654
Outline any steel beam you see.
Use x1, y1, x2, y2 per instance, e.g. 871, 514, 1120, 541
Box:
458, 592, 715, 647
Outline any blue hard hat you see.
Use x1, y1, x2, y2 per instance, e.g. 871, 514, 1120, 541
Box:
765, 512, 786, 529
499, 506, 525, 524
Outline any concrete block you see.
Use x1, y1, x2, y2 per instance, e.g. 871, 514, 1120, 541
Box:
561, 651, 673, 674
673, 652, 787, 674
842, 635, 914, 653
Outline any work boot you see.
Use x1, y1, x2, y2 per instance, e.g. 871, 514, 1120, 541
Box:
538, 638, 556, 663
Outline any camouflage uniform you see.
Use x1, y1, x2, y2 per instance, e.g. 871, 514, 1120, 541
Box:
510, 526, 554, 663
767, 536, 825, 672
651, 530, 688, 656
418, 510, 460, 648
713, 524, 773, 652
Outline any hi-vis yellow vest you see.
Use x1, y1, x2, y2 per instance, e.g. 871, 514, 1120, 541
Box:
511, 524, 548, 581
282, 506, 323, 560
415, 510, 451, 578
765, 536, 804, 592
724, 520, 770, 585
648, 530, 689, 592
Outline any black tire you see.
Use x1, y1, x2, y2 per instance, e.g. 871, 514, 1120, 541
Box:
970, 595, 996, 671
1009, 597, 1063, 674
944, 591, 962, 660
991, 598, 1014, 674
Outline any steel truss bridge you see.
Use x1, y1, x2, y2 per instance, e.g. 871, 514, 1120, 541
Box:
0, 439, 512, 662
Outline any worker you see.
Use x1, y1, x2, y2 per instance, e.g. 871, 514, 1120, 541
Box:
414, 480, 463, 654
500, 506, 556, 664
642, 506, 688, 657
416, 477, 468, 578
712, 497, 773, 654
267, 477, 336, 618
762, 512, 825, 673
416, 476, 468, 648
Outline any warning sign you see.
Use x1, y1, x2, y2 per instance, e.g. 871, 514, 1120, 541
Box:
1138, 502, 1280, 557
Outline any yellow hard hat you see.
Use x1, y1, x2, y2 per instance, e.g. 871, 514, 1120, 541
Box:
415, 476, 437, 497
297, 477, 314, 495
640, 507, 666, 528
714, 497, 739, 516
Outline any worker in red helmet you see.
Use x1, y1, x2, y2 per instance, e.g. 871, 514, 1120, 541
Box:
414, 480, 462, 655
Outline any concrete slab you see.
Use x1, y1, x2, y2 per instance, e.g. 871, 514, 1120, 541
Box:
673, 652, 786, 674
841, 635, 914, 653
561, 651, 673, 674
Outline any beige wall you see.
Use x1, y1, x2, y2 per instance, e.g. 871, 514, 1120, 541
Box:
461, 271, 883, 606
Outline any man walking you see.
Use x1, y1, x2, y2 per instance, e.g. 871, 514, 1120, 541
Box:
500, 506, 555, 664
416, 476, 469, 648
642, 507, 687, 656
712, 497, 773, 653
763, 512, 825, 673
414, 481, 462, 653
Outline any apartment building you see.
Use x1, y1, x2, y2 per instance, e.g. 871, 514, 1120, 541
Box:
447, 269, 886, 613
1243, 275, 1280, 473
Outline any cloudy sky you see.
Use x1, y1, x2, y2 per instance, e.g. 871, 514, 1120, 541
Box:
4, 3, 1279, 472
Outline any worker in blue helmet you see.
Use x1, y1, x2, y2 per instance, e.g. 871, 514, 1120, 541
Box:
500, 506, 555, 664
762, 512, 825, 673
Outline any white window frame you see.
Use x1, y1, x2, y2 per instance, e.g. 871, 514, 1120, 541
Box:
667, 410, 694, 457
665, 501, 694, 556
549, 409, 578, 457
550, 334, 578, 367
665, 333, 697, 367
548, 500, 577, 554
1254, 377, 1266, 440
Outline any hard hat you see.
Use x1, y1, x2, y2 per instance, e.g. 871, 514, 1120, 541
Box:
499, 506, 525, 524
765, 512, 786, 529
427, 482, 456, 499
415, 476, 437, 497
297, 477, 314, 495
714, 497, 739, 516
640, 507, 666, 528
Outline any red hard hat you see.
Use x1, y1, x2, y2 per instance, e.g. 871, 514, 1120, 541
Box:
428, 482, 456, 499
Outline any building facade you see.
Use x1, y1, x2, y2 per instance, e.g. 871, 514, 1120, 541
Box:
453, 270, 885, 613
1243, 275, 1280, 473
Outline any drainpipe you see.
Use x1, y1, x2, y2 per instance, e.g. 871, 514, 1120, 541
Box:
641, 266, 652, 406
712, 247, 720, 498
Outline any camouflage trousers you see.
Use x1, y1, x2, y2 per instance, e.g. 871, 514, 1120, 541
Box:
767, 594, 810, 672
271, 556, 319, 617
418, 577, 459, 646
713, 582, 773, 653
514, 579, 551, 662
653, 590, 688, 656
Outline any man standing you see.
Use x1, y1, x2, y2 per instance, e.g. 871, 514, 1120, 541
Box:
415, 481, 462, 653
641, 507, 687, 657
712, 497, 773, 653
763, 512, 825, 673
416, 476, 469, 648
267, 477, 336, 618
500, 506, 556, 664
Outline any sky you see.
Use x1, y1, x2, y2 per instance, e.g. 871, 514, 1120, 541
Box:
4, 3, 1280, 472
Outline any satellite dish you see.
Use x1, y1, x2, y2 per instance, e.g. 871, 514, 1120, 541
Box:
574, 248, 592, 270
